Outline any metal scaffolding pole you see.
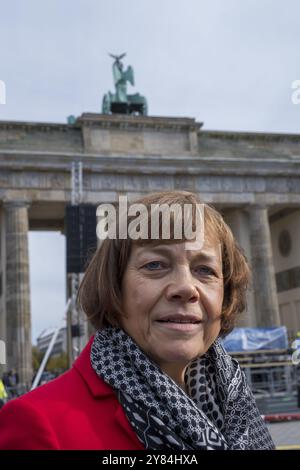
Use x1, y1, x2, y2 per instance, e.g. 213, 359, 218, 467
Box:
31, 299, 72, 391
67, 161, 85, 366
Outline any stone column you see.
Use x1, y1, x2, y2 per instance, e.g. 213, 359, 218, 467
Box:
4, 201, 32, 388
224, 209, 256, 327
0, 206, 7, 373
248, 205, 280, 326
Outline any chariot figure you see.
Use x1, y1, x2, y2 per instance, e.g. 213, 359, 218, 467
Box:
102, 53, 147, 115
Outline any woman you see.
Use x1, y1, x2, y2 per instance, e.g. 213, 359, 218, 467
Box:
0, 190, 274, 450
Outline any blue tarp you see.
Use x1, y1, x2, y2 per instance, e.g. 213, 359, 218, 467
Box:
222, 326, 288, 352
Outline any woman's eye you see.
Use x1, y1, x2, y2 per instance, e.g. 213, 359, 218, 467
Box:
195, 266, 216, 276
143, 261, 165, 270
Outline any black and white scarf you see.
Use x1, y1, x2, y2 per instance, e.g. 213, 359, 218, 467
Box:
91, 327, 275, 450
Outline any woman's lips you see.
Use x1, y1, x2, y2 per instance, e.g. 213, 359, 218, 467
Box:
155, 320, 203, 332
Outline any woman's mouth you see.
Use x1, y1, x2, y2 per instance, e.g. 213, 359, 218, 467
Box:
155, 318, 203, 332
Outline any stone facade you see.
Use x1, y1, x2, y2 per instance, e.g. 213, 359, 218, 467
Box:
0, 113, 300, 386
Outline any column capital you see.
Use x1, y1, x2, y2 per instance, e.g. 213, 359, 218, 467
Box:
244, 203, 270, 214
2, 199, 31, 210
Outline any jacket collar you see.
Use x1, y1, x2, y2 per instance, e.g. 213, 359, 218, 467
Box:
73, 335, 115, 399
73, 335, 144, 448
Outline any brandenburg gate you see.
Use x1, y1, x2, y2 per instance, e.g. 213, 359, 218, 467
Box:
1, 111, 300, 387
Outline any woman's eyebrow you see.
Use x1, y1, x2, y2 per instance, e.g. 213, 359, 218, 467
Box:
135, 246, 171, 258
136, 246, 219, 263
191, 253, 219, 263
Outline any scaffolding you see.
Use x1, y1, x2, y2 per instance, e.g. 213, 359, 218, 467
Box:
66, 161, 89, 366
230, 349, 298, 398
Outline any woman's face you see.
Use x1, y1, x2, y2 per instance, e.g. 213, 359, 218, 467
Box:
120, 237, 224, 378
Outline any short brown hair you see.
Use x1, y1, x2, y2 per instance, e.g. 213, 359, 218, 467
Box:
77, 190, 251, 337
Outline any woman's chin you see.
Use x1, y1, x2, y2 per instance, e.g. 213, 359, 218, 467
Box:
153, 345, 206, 366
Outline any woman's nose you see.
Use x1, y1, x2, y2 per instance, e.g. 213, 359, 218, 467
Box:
165, 267, 199, 303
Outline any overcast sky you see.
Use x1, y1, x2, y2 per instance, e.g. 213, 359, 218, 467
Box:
1, 0, 300, 342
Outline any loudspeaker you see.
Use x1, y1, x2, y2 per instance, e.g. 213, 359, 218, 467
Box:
65, 204, 97, 273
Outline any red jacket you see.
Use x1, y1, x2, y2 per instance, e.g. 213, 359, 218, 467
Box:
0, 337, 144, 450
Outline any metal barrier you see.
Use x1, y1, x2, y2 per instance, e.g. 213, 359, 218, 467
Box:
230, 349, 298, 398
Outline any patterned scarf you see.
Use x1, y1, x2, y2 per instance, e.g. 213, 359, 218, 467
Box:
91, 327, 275, 450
